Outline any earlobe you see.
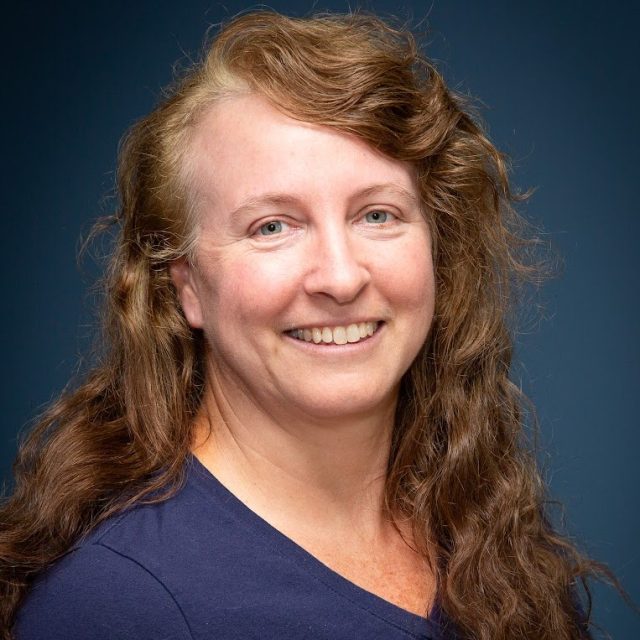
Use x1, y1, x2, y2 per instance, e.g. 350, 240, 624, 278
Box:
169, 259, 204, 329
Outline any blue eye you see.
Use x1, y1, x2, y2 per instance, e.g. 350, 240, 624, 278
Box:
365, 210, 390, 224
258, 220, 284, 235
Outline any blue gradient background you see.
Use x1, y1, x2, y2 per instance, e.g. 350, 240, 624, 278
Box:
2, 1, 638, 637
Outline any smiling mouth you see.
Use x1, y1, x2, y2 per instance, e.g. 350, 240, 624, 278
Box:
286, 321, 380, 345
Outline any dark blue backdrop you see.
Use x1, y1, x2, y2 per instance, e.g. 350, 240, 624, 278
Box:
2, 1, 638, 637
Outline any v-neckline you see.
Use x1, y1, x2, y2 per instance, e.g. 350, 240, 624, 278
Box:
188, 454, 446, 639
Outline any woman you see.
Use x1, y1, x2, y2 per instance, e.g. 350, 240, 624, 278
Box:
0, 11, 620, 640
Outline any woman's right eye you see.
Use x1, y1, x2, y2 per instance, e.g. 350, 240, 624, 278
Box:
257, 220, 285, 236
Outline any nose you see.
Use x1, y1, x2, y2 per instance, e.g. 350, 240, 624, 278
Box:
303, 224, 371, 304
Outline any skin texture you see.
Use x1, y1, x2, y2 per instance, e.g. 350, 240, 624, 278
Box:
170, 93, 437, 616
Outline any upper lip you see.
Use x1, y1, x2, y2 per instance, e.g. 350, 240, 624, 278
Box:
284, 319, 383, 331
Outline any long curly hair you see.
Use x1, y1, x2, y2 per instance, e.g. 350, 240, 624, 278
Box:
0, 11, 626, 639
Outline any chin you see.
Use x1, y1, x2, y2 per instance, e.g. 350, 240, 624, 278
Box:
286, 386, 398, 422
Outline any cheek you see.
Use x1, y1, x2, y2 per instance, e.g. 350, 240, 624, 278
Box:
377, 235, 435, 314
393, 239, 435, 360
201, 253, 299, 329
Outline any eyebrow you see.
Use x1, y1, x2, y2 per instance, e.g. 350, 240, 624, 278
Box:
228, 183, 420, 219
355, 183, 420, 207
229, 194, 302, 220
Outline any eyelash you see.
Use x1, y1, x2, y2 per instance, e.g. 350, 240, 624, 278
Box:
252, 209, 399, 238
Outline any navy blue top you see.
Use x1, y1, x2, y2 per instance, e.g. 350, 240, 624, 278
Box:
15, 456, 461, 639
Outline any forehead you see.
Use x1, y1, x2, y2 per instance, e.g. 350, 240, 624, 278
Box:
186, 93, 419, 216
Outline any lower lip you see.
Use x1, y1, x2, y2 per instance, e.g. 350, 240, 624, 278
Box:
282, 322, 385, 352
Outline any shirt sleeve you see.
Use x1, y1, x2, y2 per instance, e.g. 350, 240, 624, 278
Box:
14, 543, 193, 640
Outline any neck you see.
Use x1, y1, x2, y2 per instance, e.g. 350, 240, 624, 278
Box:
191, 370, 399, 542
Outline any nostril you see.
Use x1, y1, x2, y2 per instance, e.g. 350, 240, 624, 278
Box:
304, 261, 370, 303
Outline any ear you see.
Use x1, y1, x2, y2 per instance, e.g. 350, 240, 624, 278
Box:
170, 258, 204, 329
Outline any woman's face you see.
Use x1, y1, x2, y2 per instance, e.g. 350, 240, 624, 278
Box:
172, 94, 435, 421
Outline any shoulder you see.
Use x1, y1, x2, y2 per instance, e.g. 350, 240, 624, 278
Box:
12, 474, 206, 640
15, 541, 193, 640
14, 464, 215, 640
14, 541, 193, 640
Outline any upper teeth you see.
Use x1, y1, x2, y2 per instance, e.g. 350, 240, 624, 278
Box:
289, 322, 378, 345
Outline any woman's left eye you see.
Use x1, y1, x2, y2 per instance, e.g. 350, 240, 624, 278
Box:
364, 210, 395, 224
